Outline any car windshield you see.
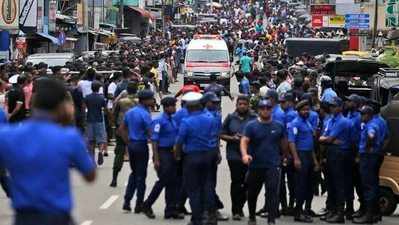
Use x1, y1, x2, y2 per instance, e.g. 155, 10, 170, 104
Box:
186, 50, 228, 62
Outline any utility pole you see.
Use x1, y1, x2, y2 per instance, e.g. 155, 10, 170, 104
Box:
372, 0, 378, 48
162, 0, 166, 36
118, 0, 124, 28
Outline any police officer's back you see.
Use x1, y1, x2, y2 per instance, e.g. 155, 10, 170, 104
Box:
0, 78, 96, 225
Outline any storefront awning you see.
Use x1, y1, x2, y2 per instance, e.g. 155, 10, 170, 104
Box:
36, 32, 60, 45
127, 7, 155, 20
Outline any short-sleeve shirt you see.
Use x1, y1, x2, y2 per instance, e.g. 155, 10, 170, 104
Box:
346, 110, 362, 146
173, 107, 189, 127
240, 56, 252, 73
176, 110, 218, 153
84, 93, 106, 123
323, 113, 353, 150
272, 105, 286, 126
221, 111, 257, 160
0, 120, 94, 213
243, 119, 285, 169
288, 116, 314, 151
6, 86, 26, 122
320, 88, 337, 103
359, 119, 381, 153
124, 104, 152, 142
151, 113, 178, 148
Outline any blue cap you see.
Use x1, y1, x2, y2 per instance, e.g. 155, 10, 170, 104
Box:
201, 92, 220, 104
265, 89, 278, 100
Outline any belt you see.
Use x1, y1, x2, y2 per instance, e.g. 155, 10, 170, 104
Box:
158, 147, 174, 151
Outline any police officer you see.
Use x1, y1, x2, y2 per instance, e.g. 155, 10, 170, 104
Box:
0, 78, 96, 225
201, 92, 229, 221
353, 106, 384, 224
320, 76, 337, 103
344, 94, 363, 219
175, 92, 219, 225
319, 97, 353, 223
288, 100, 318, 223
120, 89, 154, 213
141, 97, 182, 219
204, 74, 233, 100
110, 82, 138, 187
241, 99, 290, 225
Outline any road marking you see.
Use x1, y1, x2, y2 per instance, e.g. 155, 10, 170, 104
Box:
80, 220, 93, 225
99, 195, 119, 210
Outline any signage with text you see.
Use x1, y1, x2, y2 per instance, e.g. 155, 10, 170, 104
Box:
310, 4, 336, 15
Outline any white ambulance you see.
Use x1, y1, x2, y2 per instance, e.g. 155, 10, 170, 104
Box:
184, 34, 232, 91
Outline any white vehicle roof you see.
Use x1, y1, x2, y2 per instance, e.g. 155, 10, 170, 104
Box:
187, 39, 228, 51
27, 53, 74, 59
26, 53, 74, 67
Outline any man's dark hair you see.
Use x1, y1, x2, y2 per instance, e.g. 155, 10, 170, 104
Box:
86, 68, 96, 80
126, 82, 138, 95
236, 95, 250, 103
91, 81, 102, 93
122, 67, 130, 79
33, 78, 68, 111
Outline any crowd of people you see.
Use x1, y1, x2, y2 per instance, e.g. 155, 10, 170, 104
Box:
0, 0, 392, 225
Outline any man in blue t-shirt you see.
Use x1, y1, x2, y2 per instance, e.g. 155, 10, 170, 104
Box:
241, 99, 290, 225
240, 52, 253, 75
84, 81, 107, 165
0, 78, 95, 225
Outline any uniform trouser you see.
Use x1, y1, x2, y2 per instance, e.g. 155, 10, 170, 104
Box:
183, 151, 218, 225
211, 162, 224, 210
227, 160, 248, 215
327, 146, 353, 212
0, 168, 9, 197
353, 159, 365, 207
145, 148, 178, 215
280, 162, 295, 209
177, 157, 188, 211
295, 151, 314, 211
124, 142, 149, 206
14, 212, 74, 225
112, 135, 126, 174
247, 167, 281, 223
359, 153, 384, 210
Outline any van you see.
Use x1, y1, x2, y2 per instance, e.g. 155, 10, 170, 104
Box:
26, 53, 75, 67
184, 34, 231, 91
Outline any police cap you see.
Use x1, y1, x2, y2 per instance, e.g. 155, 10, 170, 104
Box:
359, 105, 374, 115
201, 92, 220, 104
296, 100, 310, 111
182, 92, 203, 104
344, 94, 361, 104
265, 89, 278, 100
279, 92, 294, 102
258, 99, 273, 108
329, 97, 344, 107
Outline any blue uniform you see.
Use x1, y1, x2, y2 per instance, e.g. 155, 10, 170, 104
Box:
123, 104, 152, 209
239, 77, 250, 95
323, 113, 354, 211
288, 115, 315, 208
0, 119, 94, 214
359, 118, 385, 208
288, 117, 314, 151
272, 105, 286, 126
124, 104, 152, 142
321, 88, 337, 103
144, 112, 179, 215
285, 107, 297, 125
173, 107, 189, 127
309, 110, 319, 130
372, 115, 389, 149
176, 110, 219, 225
0, 108, 6, 124
323, 113, 353, 150
151, 113, 178, 148
176, 110, 219, 153
347, 111, 361, 147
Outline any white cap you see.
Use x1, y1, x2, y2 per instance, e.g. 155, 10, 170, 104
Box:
8, 74, 19, 84
182, 92, 203, 103
60, 68, 70, 74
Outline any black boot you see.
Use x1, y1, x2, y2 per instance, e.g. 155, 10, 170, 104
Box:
353, 206, 373, 224
205, 210, 218, 225
320, 210, 335, 221
372, 200, 382, 223
294, 207, 313, 223
352, 203, 366, 219
326, 206, 345, 224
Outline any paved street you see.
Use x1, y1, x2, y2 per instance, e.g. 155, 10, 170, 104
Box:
0, 77, 398, 225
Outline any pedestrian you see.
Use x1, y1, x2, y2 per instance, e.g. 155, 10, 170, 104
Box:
353, 106, 384, 224
320, 77, 337, 104
120, 89, 154, 213
110, 82, 138, 187
84, 81, 108, 165
204, 74, 234, 100
319, 97, 353, 223
220, 95, 257, 220
6, 74, 26, 123
141, 96, 182, 219
240, 52, 253, 77
287, 100, 318, 223
241, 99, 290, 225
67, 75, 85, 133
0, 78, 96, 225
175, 92, 220, 225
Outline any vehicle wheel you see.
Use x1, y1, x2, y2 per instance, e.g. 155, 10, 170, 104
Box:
379, 188, 398, 216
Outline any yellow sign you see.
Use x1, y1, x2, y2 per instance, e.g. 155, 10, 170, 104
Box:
329, 15, 345, 28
